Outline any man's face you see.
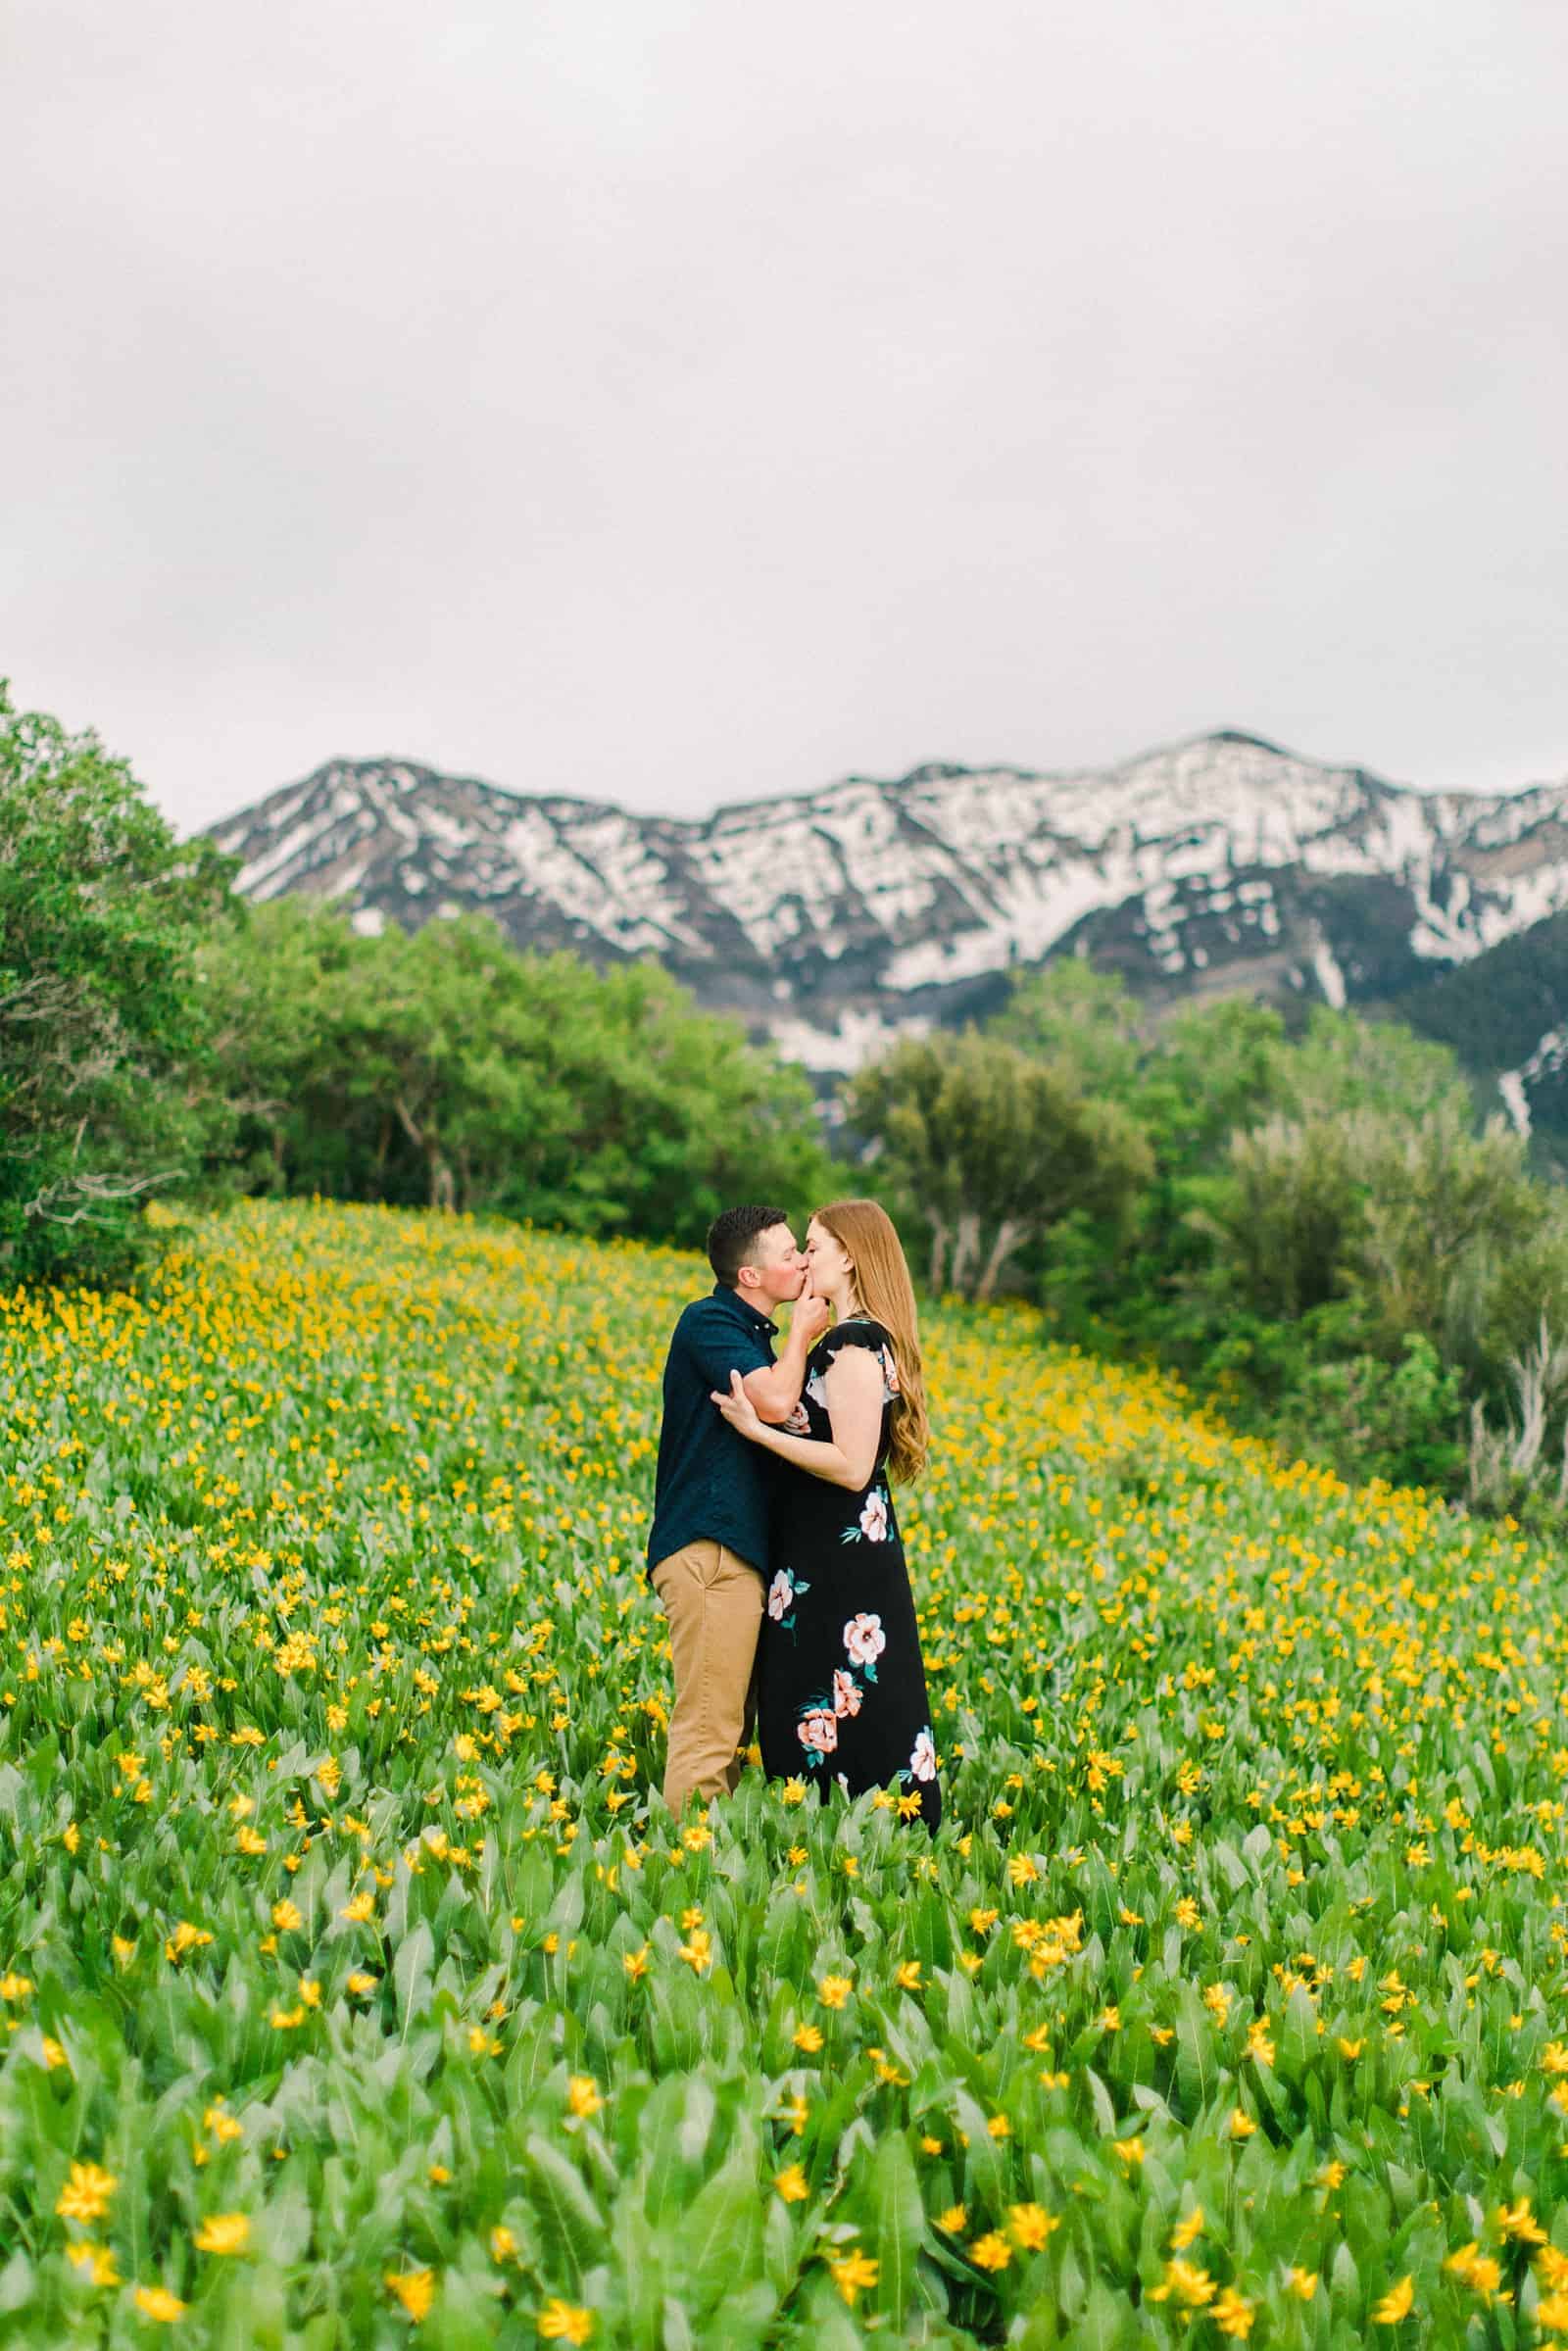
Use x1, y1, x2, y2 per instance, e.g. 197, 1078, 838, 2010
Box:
740, 1222, 806, 1307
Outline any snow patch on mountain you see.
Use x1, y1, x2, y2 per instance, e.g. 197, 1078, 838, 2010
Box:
208, 732, 1568, 1075
1499, 1070, 1531, 1136
1310, 936, 1348, 1008
1498, 1024, 1568, 1138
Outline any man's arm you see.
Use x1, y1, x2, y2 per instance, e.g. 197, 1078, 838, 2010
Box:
716, 1348, 884, 1486
742, 1295, 831, 1424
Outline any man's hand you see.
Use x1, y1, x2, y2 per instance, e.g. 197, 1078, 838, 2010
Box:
791, 1293, 831, 1347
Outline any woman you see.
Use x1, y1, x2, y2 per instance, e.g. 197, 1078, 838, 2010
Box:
711, 1198, 940, 1830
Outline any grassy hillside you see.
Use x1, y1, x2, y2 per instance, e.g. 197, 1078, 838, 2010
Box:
2, 1201, 1567, 2345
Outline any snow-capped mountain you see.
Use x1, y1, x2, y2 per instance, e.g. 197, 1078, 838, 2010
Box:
208, 730, 1568, 1084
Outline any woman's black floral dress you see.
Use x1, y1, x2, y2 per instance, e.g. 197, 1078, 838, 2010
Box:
758, 1319, 940, 1830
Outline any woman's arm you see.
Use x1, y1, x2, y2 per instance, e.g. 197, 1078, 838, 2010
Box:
743, 1292, 832, 1422
711, 1347, 884, 1489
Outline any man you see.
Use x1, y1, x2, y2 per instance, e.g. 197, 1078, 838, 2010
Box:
647, 1203, 830, 1814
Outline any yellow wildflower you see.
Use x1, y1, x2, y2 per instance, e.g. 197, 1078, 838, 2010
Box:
133, 2285, 187, 2322
194, 2213, 250, 2255
1214, 2287, 1254, 2337
385, 2269, 435, 2322
826, 2248, 878, 2307
56, 2162, 117, 2224
1371, 2276, 1414, 2325
65, 2241, 120, 2286
1008, 2203, 1058, 2250
538, 2302, 594, 2344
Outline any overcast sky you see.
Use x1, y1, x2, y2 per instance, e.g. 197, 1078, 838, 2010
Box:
5, 1, 1566, 835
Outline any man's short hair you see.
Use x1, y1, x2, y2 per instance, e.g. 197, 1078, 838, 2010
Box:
708, 1204, 791, 1288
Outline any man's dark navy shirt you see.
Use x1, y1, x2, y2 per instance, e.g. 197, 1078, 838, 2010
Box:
646, 1284, 779, 1580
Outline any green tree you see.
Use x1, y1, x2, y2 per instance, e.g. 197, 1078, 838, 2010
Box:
1196, 1111, 1363, 1323
981, 961, 1568, 1504
1151, 996, 1290, 1166
1198, 1098, 1548, 1356
1348, 1102, 1545, 1363
988, 959, 1146, 1104
197, 898, 358, 1195
1276, 1334, 1467, 1494
202, 906, 831, 1246
1273, 1005, 1477, 1123
0, 685, 234, 1283
984, 966, 1288, 1331
846, 1029, 1151, 1298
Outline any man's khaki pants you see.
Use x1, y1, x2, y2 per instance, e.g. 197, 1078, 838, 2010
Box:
652, 1541, 762, 1815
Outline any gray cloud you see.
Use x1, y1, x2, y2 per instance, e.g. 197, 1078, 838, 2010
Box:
4, 0, 1566, 832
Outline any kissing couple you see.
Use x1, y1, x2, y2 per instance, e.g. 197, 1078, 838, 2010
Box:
646, 1199, 940, 1832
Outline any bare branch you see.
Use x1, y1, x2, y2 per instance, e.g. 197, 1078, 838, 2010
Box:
23, 1169, 182, 1225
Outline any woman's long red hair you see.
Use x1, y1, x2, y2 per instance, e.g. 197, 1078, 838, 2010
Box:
814, 1198, 929, 1484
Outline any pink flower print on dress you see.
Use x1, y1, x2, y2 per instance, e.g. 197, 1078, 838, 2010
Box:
768, 1566, 809, 1638
843, 1613, 886, 1671
782, 1400, 811, 1436
880, 1346, 901, 1396
798, 1708, 839, 1758
832, 1669, 861, 1719
907, 1727, 937, 1783
858, 1489, 889, 1543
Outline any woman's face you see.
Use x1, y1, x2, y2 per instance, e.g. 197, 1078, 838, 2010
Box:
804, 1218, 855, 1298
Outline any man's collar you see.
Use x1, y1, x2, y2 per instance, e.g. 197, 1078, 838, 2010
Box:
711, 1281, 778, 1335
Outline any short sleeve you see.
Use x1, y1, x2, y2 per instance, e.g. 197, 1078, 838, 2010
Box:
818, 1318, 890, 1362
682, 1301, 773, 1393
814, 1320, 899, 1400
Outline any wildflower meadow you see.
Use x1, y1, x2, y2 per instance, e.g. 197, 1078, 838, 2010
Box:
3, 1198, 1568, 2348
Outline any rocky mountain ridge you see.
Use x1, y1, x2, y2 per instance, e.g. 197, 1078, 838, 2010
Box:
208, 730, 1568, 1125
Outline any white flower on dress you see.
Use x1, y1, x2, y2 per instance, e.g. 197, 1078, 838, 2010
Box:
767, 1571, 794, 1622
843, 1613, 886, 1668
832, 1669, 861, 1719
858, 1489, 889, 1543
798, 1708, 838, 1756
908, 1727, 937, 1783
880, 1346, 901, 1396
782, 1400, 811, 1436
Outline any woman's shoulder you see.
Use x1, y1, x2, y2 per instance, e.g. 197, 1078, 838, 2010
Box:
813, 1321, 901, 1403
818, 1315, 893, 1356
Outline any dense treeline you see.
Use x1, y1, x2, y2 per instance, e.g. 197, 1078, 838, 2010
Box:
848, 960, 1568, 1514
13, 678, 1568, 1517
0, 686, 828, 1285
198, 901, 828, 1238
